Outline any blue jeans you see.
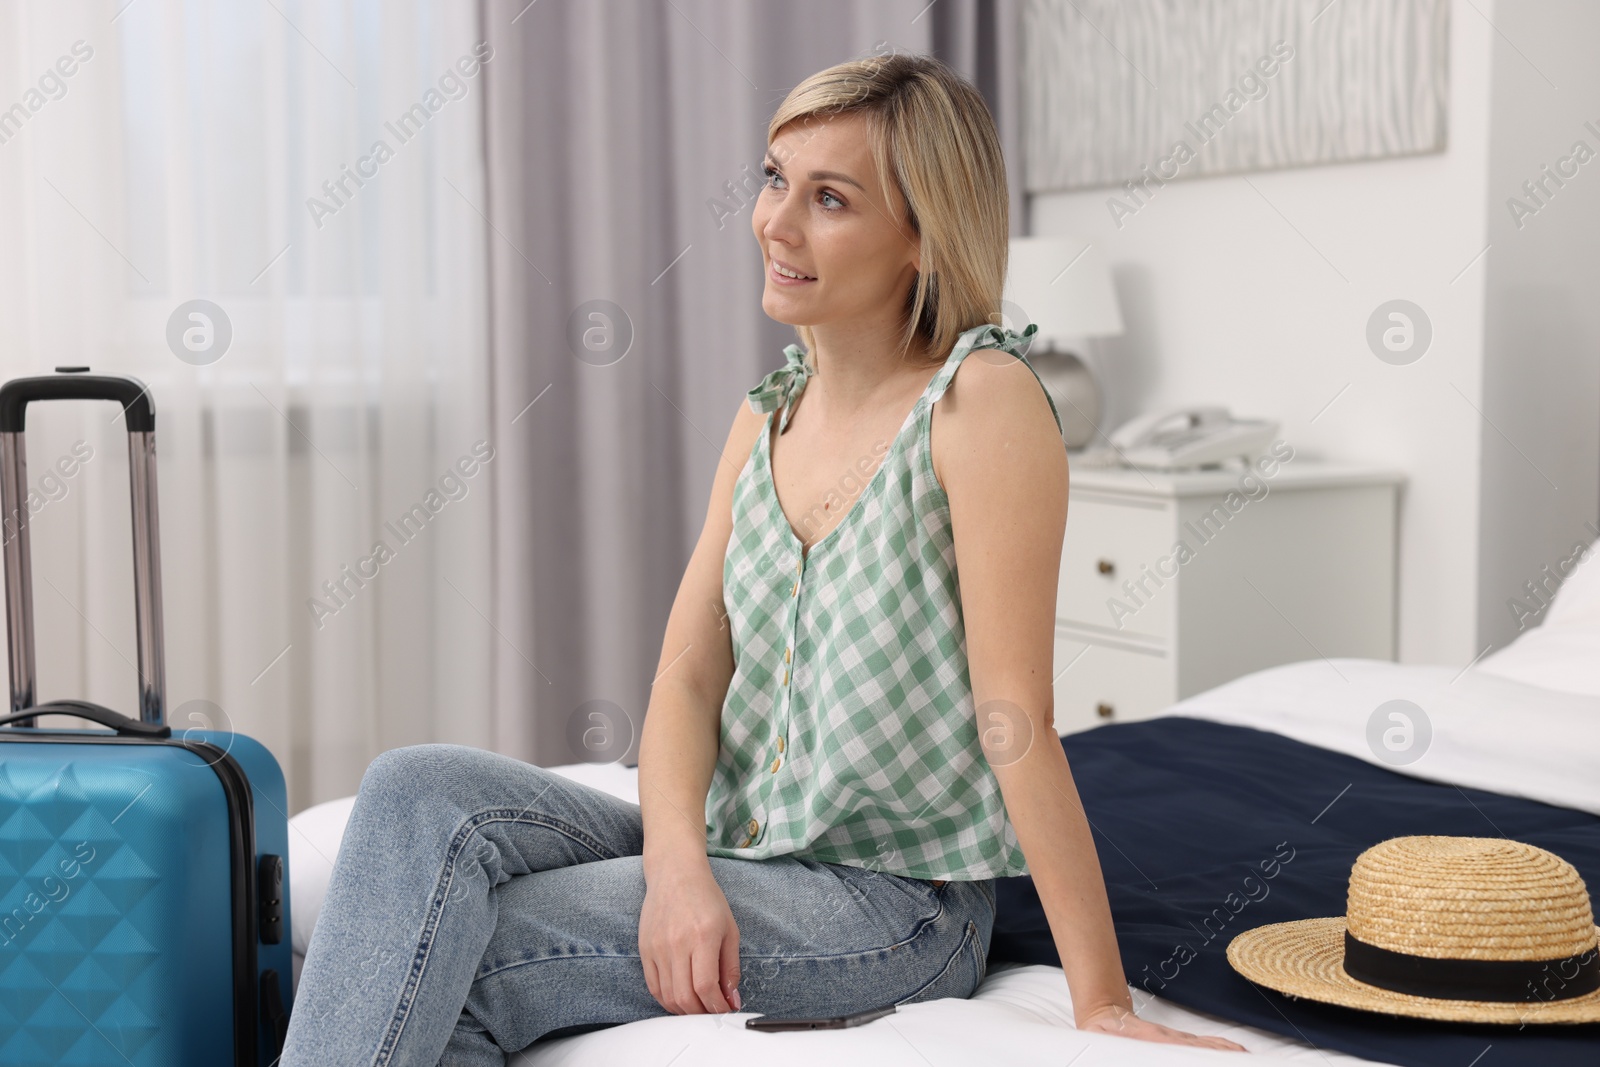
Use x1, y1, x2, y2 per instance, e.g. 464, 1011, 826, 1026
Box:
281, 743, 997, 1066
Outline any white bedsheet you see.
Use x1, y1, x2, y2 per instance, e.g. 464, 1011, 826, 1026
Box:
285, 655, 1600, 1065
518, 961, 1369, 1065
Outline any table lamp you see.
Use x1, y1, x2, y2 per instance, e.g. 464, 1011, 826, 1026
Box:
1001, 235, 1123, 448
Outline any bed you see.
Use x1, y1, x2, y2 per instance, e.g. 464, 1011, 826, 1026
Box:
286, 536, 1600, 1064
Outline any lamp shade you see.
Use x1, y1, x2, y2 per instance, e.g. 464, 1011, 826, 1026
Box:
1000, 235, 1122, 450
1003, 235, 1123, 345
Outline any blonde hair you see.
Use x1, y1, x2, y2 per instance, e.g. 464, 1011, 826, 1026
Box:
766, 49, 1010, 368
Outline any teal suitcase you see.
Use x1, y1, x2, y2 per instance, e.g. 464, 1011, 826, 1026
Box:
0, 370, 292, 1065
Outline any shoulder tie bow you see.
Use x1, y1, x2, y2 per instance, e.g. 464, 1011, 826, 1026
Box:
746, 344, 815, 434
970, 321, 1038, 359
926, 321, 1040, 405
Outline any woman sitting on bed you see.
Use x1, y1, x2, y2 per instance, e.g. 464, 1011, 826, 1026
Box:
281, 51, 1246, 1063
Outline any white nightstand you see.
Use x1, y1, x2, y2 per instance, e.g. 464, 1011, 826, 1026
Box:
1051, 452, 1405, 735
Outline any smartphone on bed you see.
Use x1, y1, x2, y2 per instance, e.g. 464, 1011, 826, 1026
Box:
745, 1003, 897, 1031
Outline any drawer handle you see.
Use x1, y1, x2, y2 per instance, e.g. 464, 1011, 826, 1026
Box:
1096, 559, 1115, 576
1096, 702, 1115, 720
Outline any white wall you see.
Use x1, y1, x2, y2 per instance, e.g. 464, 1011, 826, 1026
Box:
1029, 1, 1554, 666
1475, 0, 1600, 652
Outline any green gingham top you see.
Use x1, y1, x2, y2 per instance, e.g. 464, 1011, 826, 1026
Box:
704, 321, 1062, 880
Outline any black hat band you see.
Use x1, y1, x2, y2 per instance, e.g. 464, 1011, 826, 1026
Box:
1342, 930, 1600, 1003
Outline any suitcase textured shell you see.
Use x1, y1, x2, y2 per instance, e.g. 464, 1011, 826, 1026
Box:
0, 725, 292, 1066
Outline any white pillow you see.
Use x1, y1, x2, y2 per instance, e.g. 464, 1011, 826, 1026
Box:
1474, 535, 1600, 696
288, 795, 358, 958
1541, 534, 1600, 627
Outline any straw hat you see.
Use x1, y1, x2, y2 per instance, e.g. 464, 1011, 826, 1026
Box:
1227, 836, 1600, 1024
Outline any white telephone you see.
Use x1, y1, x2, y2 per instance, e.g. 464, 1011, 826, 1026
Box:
1106, 406, 1280, 470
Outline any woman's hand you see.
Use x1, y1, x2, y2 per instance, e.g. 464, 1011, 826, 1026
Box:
1077, 1003, 1249, 1052
639, 860, 743, 1015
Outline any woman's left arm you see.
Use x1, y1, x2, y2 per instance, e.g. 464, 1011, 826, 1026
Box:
938, 351, 1247, 1054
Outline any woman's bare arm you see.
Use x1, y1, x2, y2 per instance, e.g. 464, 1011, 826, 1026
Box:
638, 398, 767, 882
936, 351, 1246, 1052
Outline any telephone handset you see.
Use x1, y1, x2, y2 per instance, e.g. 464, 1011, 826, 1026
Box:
1106, 406, 1279, 470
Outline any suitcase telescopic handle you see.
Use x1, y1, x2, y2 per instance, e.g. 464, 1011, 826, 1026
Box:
0, 374, 156, 433
0, 369, 166, 728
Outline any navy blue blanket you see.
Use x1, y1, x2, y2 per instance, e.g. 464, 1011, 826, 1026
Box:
990, 716, 1600, 1066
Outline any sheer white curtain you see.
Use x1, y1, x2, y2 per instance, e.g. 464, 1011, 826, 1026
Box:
0, 0, 493, 813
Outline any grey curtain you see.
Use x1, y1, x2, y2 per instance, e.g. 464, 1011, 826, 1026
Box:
479, 0, 1019, 766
